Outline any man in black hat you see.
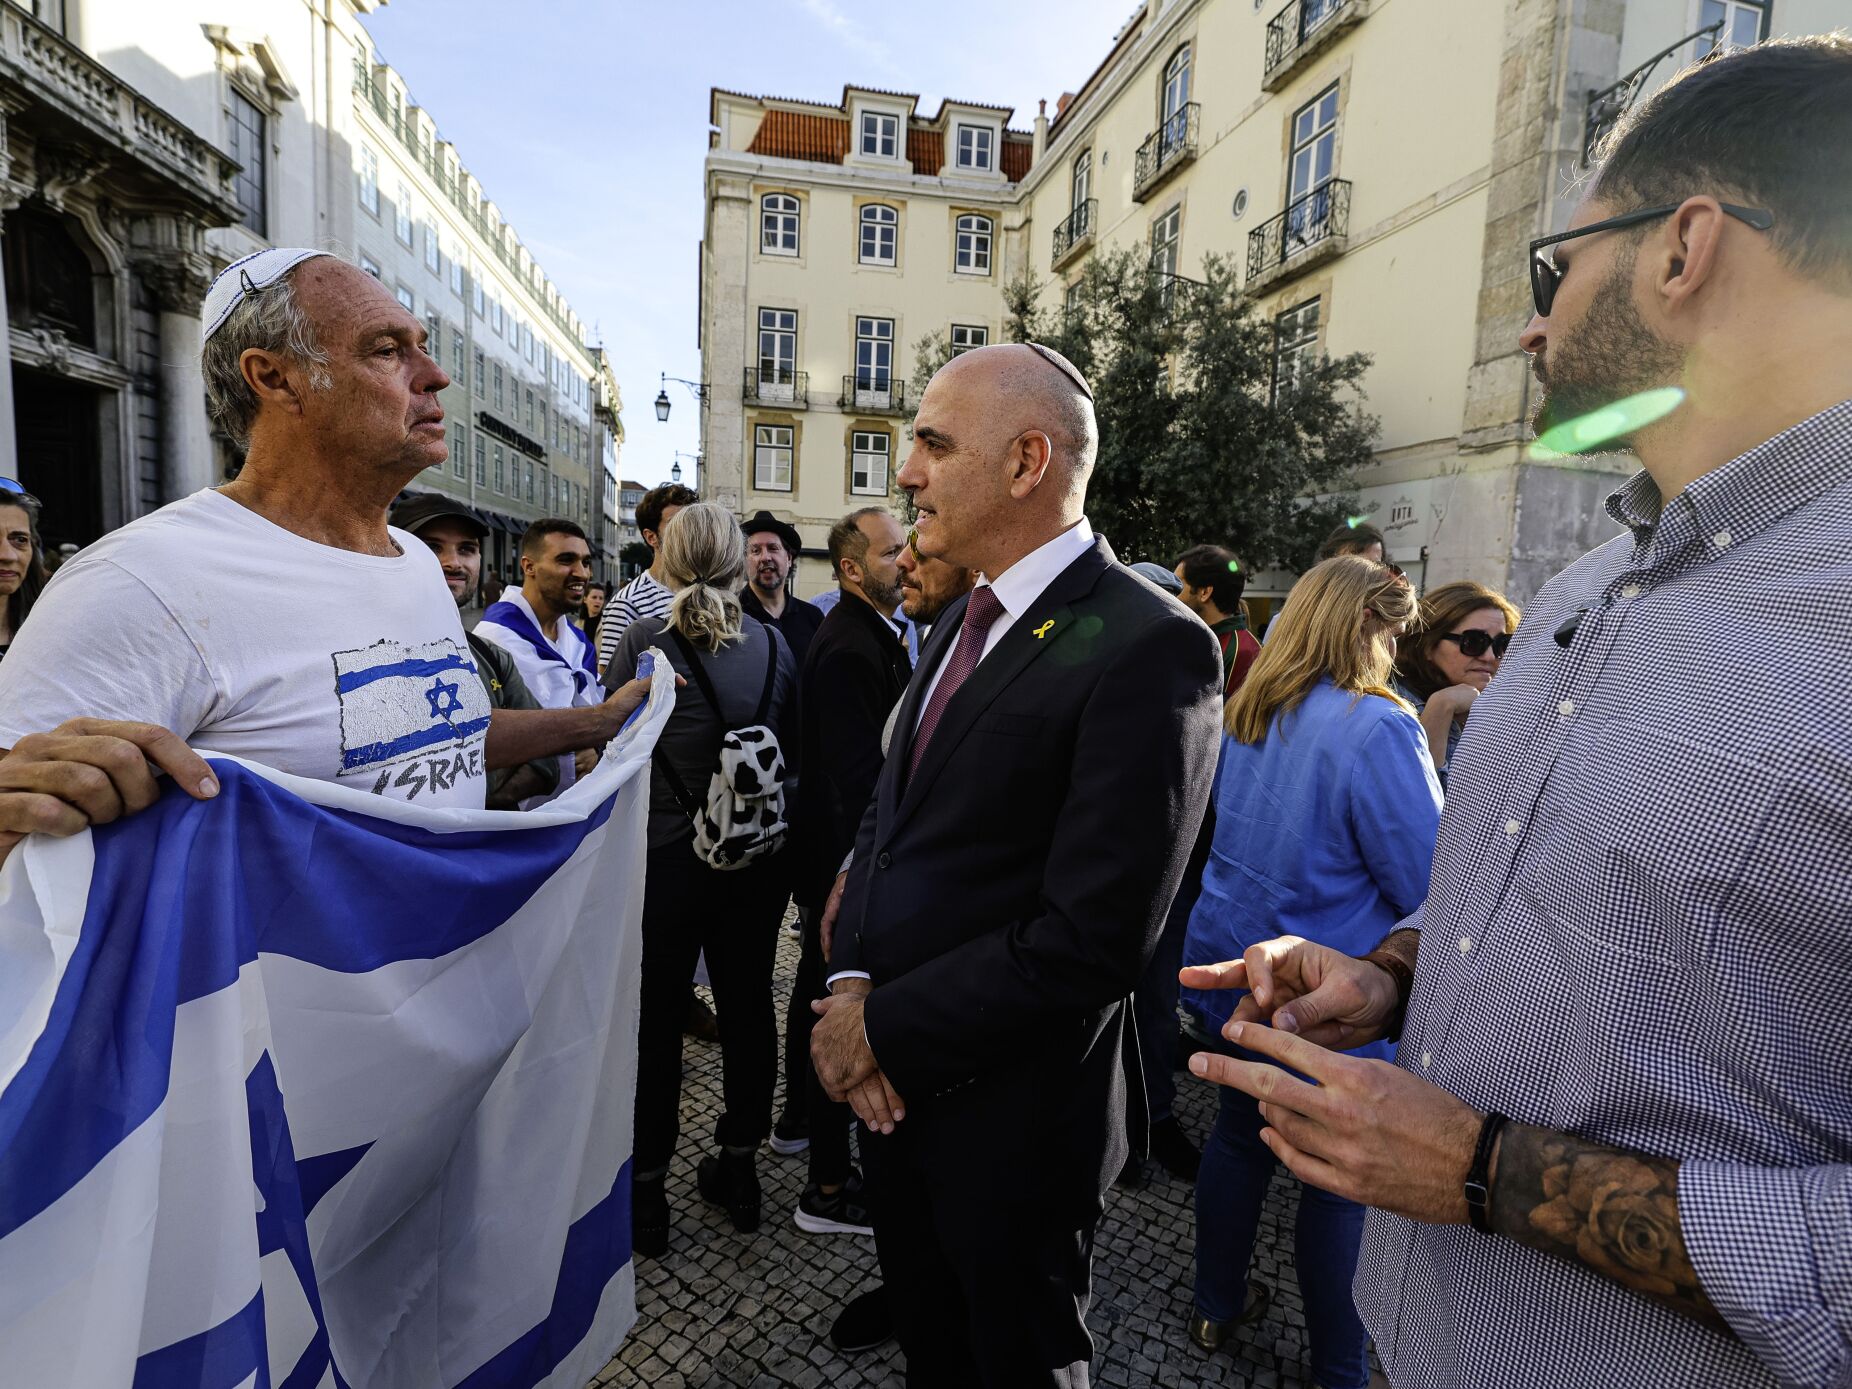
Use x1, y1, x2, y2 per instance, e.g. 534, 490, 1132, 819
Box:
739, 510, 824, 670
392, 492, 644, 810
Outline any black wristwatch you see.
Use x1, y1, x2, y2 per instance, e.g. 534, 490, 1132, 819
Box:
1464, 1111, 1508, 1234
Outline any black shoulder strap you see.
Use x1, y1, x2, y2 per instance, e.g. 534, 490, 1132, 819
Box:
752, 626, 779, 726
666, 626, 729, 719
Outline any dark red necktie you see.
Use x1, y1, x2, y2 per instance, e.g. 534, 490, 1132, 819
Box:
908, 585, 1006, 780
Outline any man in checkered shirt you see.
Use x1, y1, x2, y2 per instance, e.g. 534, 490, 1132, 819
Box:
1184, 38, 1852, 1389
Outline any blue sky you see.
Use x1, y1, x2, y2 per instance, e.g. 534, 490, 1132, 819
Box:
358, 0, 1138, 487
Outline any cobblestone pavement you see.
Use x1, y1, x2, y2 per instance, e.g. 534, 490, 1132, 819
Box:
593, 925, 1329, 1389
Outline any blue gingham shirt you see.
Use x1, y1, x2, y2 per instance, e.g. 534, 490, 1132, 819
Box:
1356, 400, 1852, 1389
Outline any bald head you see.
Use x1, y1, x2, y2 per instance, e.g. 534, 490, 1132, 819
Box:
931, 343, 1097, 491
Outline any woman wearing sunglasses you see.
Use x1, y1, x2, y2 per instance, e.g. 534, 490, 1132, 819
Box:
0, 480, 46, 666
1393, 580, 1521, 786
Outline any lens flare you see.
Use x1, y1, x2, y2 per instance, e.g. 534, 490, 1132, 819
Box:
1346, 515, 1367, 529
1227, 559, 1240, 573
1532, 386, 1686, 459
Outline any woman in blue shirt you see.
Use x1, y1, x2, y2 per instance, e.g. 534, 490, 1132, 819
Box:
1181, 556, 1441, 1389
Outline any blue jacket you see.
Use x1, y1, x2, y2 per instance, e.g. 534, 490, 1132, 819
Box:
1181, 678, 1442, 1061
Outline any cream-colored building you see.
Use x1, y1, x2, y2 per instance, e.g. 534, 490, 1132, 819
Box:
0, 0, 623, 582
699, 0, 1832, 608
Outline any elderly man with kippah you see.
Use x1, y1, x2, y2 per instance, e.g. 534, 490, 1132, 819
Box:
0, 248, 648, 857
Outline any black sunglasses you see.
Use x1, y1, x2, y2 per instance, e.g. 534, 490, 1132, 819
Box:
0, 477, 40, 510
1529, 202, 1774, 318
1439, 630, 1511, 659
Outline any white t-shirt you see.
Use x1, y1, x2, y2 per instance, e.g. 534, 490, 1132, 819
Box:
0, 489, 491, 808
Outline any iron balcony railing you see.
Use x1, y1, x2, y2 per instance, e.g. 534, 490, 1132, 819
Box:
1265, 0, 1356, 77
743, 367, 808, 409
1133, 103, 1199, 201
1053, 199, 1098, 264
1247, 179, 1351, 281
839, 375, 907, 413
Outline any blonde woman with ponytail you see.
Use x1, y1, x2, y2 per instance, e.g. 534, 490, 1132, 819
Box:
608, 502, 799, 1258
1175, 556, 1442, 1386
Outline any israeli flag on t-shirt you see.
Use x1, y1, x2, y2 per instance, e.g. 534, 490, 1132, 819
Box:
331, 636, 493, 778
0, 662, 674, 1389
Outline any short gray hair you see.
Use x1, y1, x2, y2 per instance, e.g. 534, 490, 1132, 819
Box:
202, 269, 331, 449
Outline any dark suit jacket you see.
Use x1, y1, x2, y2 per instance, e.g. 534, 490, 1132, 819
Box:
831, 536, 1222, 1205
793, 590, 912, 910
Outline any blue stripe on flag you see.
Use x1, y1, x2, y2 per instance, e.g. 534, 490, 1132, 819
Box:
454, 1158, 634, 1389
339, 714, 493, 770
129, 1288, 268, 1389
334, 652, 475, 694
0, 760, 616, 1242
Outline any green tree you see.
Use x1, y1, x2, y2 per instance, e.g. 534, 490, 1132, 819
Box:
984, 249, 1377, 572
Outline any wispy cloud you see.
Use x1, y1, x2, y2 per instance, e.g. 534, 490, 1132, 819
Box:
798, 0, 898, 76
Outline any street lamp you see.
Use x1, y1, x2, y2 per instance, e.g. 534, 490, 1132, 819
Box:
670, 460, 681, 483
654, 372, 708, 424
672, 451, 702, 490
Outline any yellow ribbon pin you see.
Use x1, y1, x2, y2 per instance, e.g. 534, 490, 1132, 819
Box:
1032, 620, 1056, 639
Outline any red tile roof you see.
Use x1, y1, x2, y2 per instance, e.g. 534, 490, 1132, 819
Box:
1001, 137, 1033, 182
906, 128, 944, 175
746, 110, 850, 164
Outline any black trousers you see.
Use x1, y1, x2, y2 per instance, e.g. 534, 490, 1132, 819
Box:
788, 907, 855, 1187
864, 1120, 1097, 1388
633, 842, 789, 1175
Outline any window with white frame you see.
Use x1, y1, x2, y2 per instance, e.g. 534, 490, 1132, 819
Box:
491, 295, 503, 335
754, 424, 794, 491
359, 146, 379, 214
395, 183, 414, 244
860, 111, 899, 158
474, 432, 486, 486
1163, 45, 1193, 128
493, 443, 506, 492
758, 308, 797, 390
395, 285, 415, 312
449, 423, 464, 476
424, 219, 440, 273
1150, 204, 1182, 279
955, 214, 993, 274
855, 316, 894, 391
474, 347, 486, 393
227, 88, 267, 237
950, 324, 988, 355
761, 193, 800, 256
955, 124, 993, 171
449, 245, 463, 296
859, 204, 898, 266
451, 328, 464, 369
1071, 150, 1091, 214
473, 278, 485, 317
360, 254, 381, 280
1064, 280, 1082, 319
493, 362, 503, 410
1695, 0, 1766, 57
1289, 85, 1340, 208
851, 431, 890, 495
1273, 297, 1321, 401
425, 312, 441, 364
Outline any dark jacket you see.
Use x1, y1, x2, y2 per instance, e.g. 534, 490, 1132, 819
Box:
831, 537, 1222, 1206
793, 589, 912, 909
739, 586, 825, 670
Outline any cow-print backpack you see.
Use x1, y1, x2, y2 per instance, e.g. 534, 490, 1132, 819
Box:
655, 625, 788, 870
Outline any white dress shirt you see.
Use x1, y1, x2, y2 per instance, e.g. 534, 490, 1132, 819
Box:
911, 517, 1094, 729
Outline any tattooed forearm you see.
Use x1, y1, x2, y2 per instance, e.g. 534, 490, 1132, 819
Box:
1490, 1123, 1728, 1332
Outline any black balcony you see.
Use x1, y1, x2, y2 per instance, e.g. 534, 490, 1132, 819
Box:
1052, 199, 1098, 267
1246, 179, 1351, 288
744, 367, 808, 409
1132, 103, 1199, 202
839, 375, 906, 414
1263, 0, 1367, 91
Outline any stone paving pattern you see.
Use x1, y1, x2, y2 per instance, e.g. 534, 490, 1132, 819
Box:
593, 926, 1324, 1389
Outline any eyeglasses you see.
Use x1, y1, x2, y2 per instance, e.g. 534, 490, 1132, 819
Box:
1528, 202, 1774, 318
1439, 630, 1511, 659
1026, 342, 1094, 403
0, 477, 40, 510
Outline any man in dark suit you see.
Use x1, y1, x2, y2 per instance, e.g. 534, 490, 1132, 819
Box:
781, 506, 912, 1236
811, 343, 1223, 1386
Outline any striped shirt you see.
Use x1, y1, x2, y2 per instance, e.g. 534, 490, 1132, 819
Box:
1356, 400, 1852, 1389
595, 570, 673, 677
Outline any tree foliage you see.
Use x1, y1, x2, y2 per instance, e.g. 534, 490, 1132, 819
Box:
956, 250, 1380, 572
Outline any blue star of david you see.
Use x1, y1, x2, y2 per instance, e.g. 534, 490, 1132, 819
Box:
425, 676, 465, 722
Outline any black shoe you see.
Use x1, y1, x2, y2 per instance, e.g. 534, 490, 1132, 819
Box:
1151, 1116, 1201, 1182
632, 1174, 670, 1259
697, 1149, 762, 1233
829, 1287, 894, 1354
684, 992, 720, 1043
794, 1172, 873, 1236
769, 1111, 810, 1156
1188, 1279, 1272, 1352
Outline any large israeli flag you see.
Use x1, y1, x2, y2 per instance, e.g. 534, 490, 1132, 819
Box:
0, 660, 674, 1388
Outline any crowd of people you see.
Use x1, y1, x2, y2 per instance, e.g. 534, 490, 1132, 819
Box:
0, 34, 1847, 1389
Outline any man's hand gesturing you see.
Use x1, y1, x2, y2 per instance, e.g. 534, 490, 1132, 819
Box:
1180, 934, 1402, 1051
0, 719, 220, 865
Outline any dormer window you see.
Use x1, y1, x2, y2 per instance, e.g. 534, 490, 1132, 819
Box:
955, 124, 994, 171
860, 111, 900, 158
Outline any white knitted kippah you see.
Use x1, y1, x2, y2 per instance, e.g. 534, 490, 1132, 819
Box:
201, 246, 334, 344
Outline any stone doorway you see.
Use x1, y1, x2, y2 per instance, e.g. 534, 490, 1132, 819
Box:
14, 364, 104, 549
